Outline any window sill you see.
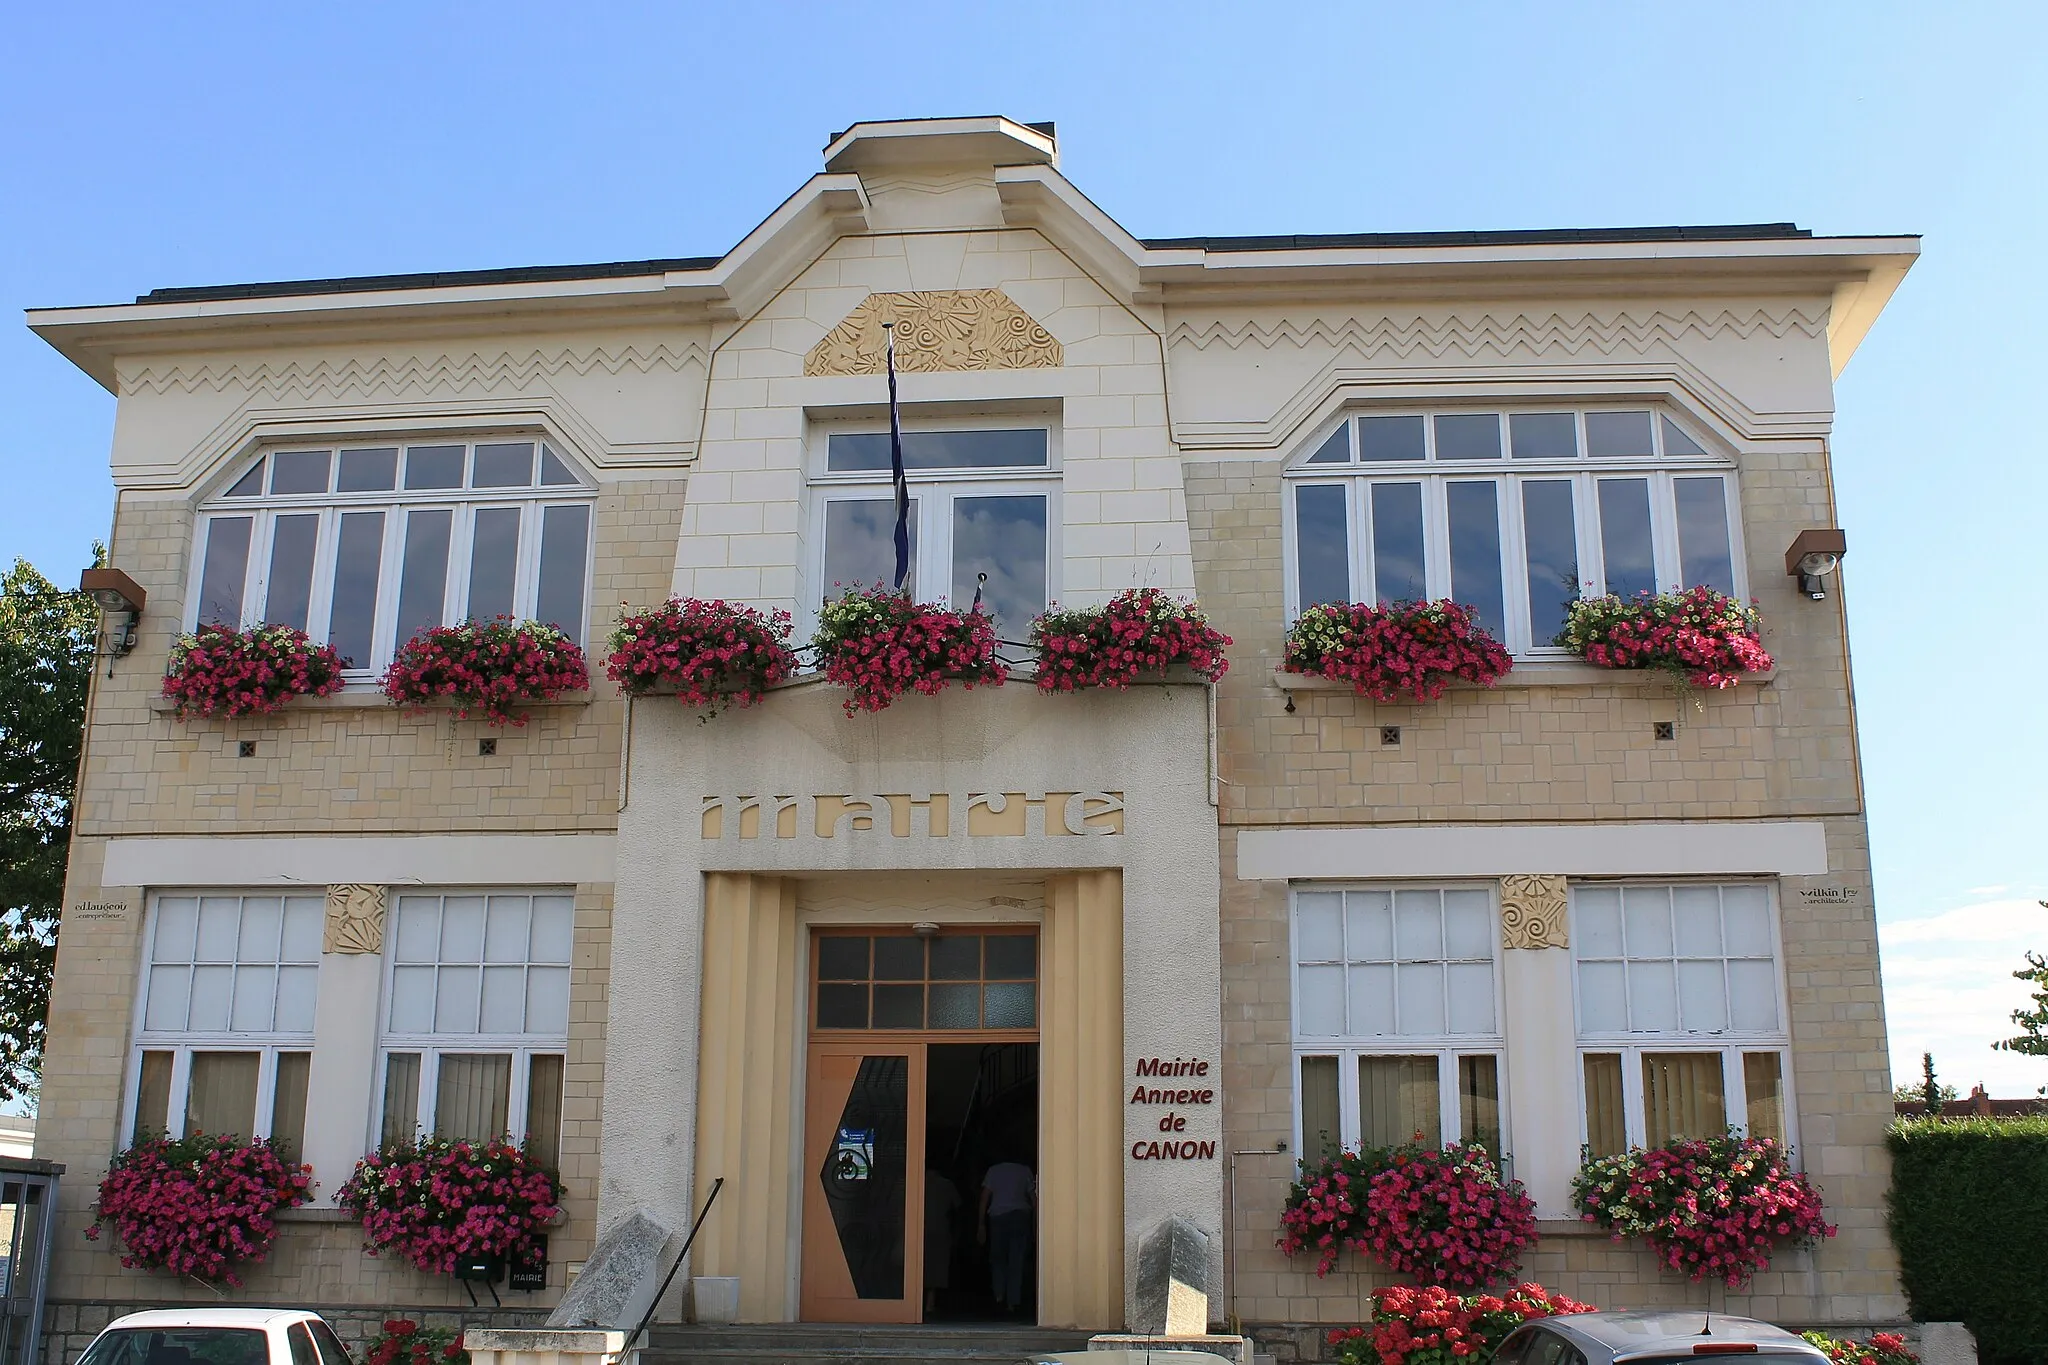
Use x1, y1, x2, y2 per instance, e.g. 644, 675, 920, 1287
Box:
1535, 1217, 1608, 1238
148, 691, 596, 717
1272, 661, 1776, 694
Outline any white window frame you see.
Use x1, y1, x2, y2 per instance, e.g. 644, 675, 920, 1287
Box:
189, 436, 599, 676
804, 418, 1063, 637
1288, 882, 1509, 1158
1569, 879, 1797, 1153
1281, 405, 1746, 654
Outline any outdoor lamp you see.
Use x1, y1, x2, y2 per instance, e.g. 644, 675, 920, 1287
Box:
79, 567, 147, 656
1783, 529, 1847, 601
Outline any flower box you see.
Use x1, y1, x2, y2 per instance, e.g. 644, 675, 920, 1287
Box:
1029, 588, 1231, 692
1330, 1283, 1597, 1365
380, 618, 589, 727
87, 1132, 313, 1286
1557, 586, 1773, 689
334, 1135, 562, 1276
1279, 1141, 1538, 1287
605, 597, 797, 718
1283, 600, 1513, 703
811, 585, 1005, 715
161, 623, 346, 719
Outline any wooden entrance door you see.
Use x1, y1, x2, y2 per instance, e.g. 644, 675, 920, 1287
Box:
800, 1042, 927, 1323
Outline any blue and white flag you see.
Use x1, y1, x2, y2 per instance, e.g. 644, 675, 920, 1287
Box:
884, 322, 910, 592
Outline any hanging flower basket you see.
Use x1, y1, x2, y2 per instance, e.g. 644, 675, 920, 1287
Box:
86, 1132, 314, 1286
380, 618, 589, 727
1329, 1283, 1597, 1365
1284, 600, 1513, 703
1556, 586, 1773, 689
811, 585, 1005, 715
604, 597, 798, 718
1279, 1142, 1539, 1288
1028, 587, 1232, 692
334, 1136, 562, 1276
363, 1320, 469, 1365
161, 623, 346, 719
1571, 1134, 1835, 1288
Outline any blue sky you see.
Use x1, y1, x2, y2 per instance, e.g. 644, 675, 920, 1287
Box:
4, 2, 2045, 1095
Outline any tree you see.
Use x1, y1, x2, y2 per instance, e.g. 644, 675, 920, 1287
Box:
0, 554, 100, 1102
1994, 916, 2048, 1057
1894, 1051, 1957, 1106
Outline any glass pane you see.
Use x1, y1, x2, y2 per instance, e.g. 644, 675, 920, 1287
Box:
186, 1052, 260, 1139
530, 895, 575, 963
230, 965, 277, 1031
1623, 886, 1675, 955
1510, 412, 1578, 459
472, 442, 536, 488
1583, 1053, 1626, 1157
189, 966, 233, 1030
1305, 425, 1350, 464
224, 460, 265, 497
327, 510, 386, 668
1295, 893, 1344, 963
982, 982, 1035, 1028
337, 447, 399, 492
1574, 887, 1624, 956
393, 896, 440, 962
1300, 1055, 1342, 1158
1394, 891, 1443, 960
153, 896, 199, 962
1447, 481, 1506, 636
1521, 479, 1580, 644
484, 896, 531, 963
827, 429, 1049, 472
1728, 961, 1781, 1031
984, 934, 1035, 981
134, 1051, 174, 1141
1642, 1053, 1726, 1145
874, 938, 926, 981
382, 1053, 422, 1145
1446, 962, 1496, 1034
1344, 891, 1394, 962
1673, 889, 1723, 955
1297, 965, 1346, 1036
274, 966, 318, 1033
196, 516, 253, 626
435, 966, 481, 1032
525, 1054, 565, 1168
264, 514, 321, 632
404, 444, 466, 490
873, 984, 925, 1028
1293, 484, 1350, 608
1359, 1055, 1439, 1148
1369, 482, 1427, 604
536, 504, 590, 641
466, 506, 521, 621
270, 450, 331, 495
951, 494, 1046, 633
270, 1051, 311, 1164
1586, 411, 1655, 458
435, 1054, 512, 1140
1358, 415, 1425, 462
143, 966, 190, 1032
481, 966, 527, 1032
927, 983, 979, 1028
440, 896, 487, 961
1348, 963, 1396, 1035
389, 966, 436, 1033
235, 897, 282, 963
929, 936, 979, 980
1661, 416, 1709, 457
1434, 413, 1502, 461
539, 445, 580, 486
1674, 476, 1736, 594
1743, 1052, 1785, 1143
823, 497, 919, 595
1677, 960, 1729, 1032
282, 895, 323, 953
1722, 886, 1773, 956
1577, 962, 1628, 1033
1396, 963, 1446, 1035
819, 938, 870, 981
1626, 961, 1678, 1030
1597, 478, 1657, 598
1459, 1055, 1502, 1149
394, 508, 452, 647
196, 896, 240, 960
526, 966, 571, 1035
817, 983, 868, 1028
1442, 891, 1492, 959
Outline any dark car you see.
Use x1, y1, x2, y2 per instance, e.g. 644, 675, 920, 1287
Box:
1498, 1311, 1833, 1365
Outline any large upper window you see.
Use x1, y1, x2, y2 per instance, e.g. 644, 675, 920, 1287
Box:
1286, 407, 1741, 653
193, 438, 594, 673
1571, 883, 1791, 1156
808, 425, 1058, 637
1292, 887, 1504, 1159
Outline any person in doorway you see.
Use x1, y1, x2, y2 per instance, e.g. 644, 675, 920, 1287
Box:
977, 1154, 1035, 1317
923, 1166, 960, 1316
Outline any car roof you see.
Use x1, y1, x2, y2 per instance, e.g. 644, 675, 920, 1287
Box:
102, 1309, 322, 1330
1534, 1312, 1825, 1361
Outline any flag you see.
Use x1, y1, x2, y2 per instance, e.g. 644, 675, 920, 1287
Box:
884, 322, 910, 592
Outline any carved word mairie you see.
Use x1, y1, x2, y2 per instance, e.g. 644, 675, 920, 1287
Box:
701, 791, 1124, 841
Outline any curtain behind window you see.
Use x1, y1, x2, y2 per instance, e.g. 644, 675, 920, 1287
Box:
382, 1053, 421, 1146
1359, 1055, 1439, 1148
1743, 1052, 1785, 1144
1458, 1055, 1501, 1150
134, 1051, 174, 1142
436, 1054, 512, 1141
1642, 1052, 1726, 1145
185, 1052, 260, 1138
1583, 1053, 1626, 1157
1299, 1056, 1341, 1159
269, 1051, 311, 1162
524, 1055, 564, 1169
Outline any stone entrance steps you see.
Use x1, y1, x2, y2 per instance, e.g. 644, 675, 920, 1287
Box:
643, 1322, 1094, 1365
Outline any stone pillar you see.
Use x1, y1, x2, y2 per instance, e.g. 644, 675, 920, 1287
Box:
303, 885, 388, 1201
1497, 875, 1580, 1219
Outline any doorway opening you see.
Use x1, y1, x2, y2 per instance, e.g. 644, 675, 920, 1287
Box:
923, 1041, 1039, 1322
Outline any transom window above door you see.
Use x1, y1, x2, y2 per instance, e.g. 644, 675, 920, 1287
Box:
191, 437, 595, 673
1287, 407, 1742, 653
809, 426, 1058, 638
813, 930, 1039, 1032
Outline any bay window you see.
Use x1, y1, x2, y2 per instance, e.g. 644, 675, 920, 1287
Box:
1572, 883, 1791, 1154
808, 425, 1058, 638
1292, 886, 1505, 1159
1286, 407, 1743, 652
192, 438, 595, 673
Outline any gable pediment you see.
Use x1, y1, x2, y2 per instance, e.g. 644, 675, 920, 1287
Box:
803, 288, 1063, 376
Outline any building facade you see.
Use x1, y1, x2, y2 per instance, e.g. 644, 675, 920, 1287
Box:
27, 117, 1916, 1352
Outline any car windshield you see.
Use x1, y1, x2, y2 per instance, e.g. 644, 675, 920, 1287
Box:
80, 1328, 271, 1365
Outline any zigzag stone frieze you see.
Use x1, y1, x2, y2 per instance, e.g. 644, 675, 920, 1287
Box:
1164, 306, 1828, 358
119, 341, 708, 396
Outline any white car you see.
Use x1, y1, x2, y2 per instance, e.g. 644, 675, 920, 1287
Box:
76, 1309, 353, 1365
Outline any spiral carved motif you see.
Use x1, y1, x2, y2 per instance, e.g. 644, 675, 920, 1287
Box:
1498, 874, 1569, 950
324, 883, 387, 955
804, 289, 1062, 376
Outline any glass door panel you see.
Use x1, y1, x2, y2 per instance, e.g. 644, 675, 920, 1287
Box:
801, 1045, 925, 1322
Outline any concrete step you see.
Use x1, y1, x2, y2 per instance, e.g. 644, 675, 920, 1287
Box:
643, 1322, 1095, 1365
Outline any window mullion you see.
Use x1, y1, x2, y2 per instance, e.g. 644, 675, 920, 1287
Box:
253, 1048, 277, 1142
922, 485, 951, 606
1620, 1047, 1645, 1148
1501, 477, 1533, 653
1725, 1049, 1751, 1137
1339, 1045, 1360, 1151
1351, 480, 1370, 606
371, 504, 404, 672
448, 505, 476, 626
1651, 472, 1684, 592
508, 1049, 531, 1145
166, 1050, 193, 1140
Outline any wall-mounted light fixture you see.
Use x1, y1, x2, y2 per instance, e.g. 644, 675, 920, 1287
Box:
79, 567, 147, 657
1784, 529, 1847, 601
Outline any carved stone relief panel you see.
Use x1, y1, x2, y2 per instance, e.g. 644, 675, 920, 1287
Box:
324, 883, 387, 954
803, 289, 1063, 376
1499, 874, 1569, 950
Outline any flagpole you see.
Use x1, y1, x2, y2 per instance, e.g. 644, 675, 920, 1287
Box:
883, 321, 910, 593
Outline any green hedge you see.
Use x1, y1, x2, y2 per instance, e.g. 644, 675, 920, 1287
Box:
1886, 1116, 2048, 1365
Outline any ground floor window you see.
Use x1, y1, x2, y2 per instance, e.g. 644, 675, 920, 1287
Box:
1296, 1050, 1504, 1158
128, 1046, 312, 1161
1580, 1045, 1789, 1155
377, 1048, 564, 1166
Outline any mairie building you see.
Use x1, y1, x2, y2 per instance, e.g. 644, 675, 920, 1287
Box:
26, 116, 1917, 1356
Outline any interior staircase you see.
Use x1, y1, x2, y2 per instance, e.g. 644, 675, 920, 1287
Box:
642, 1322, 1096, 1365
